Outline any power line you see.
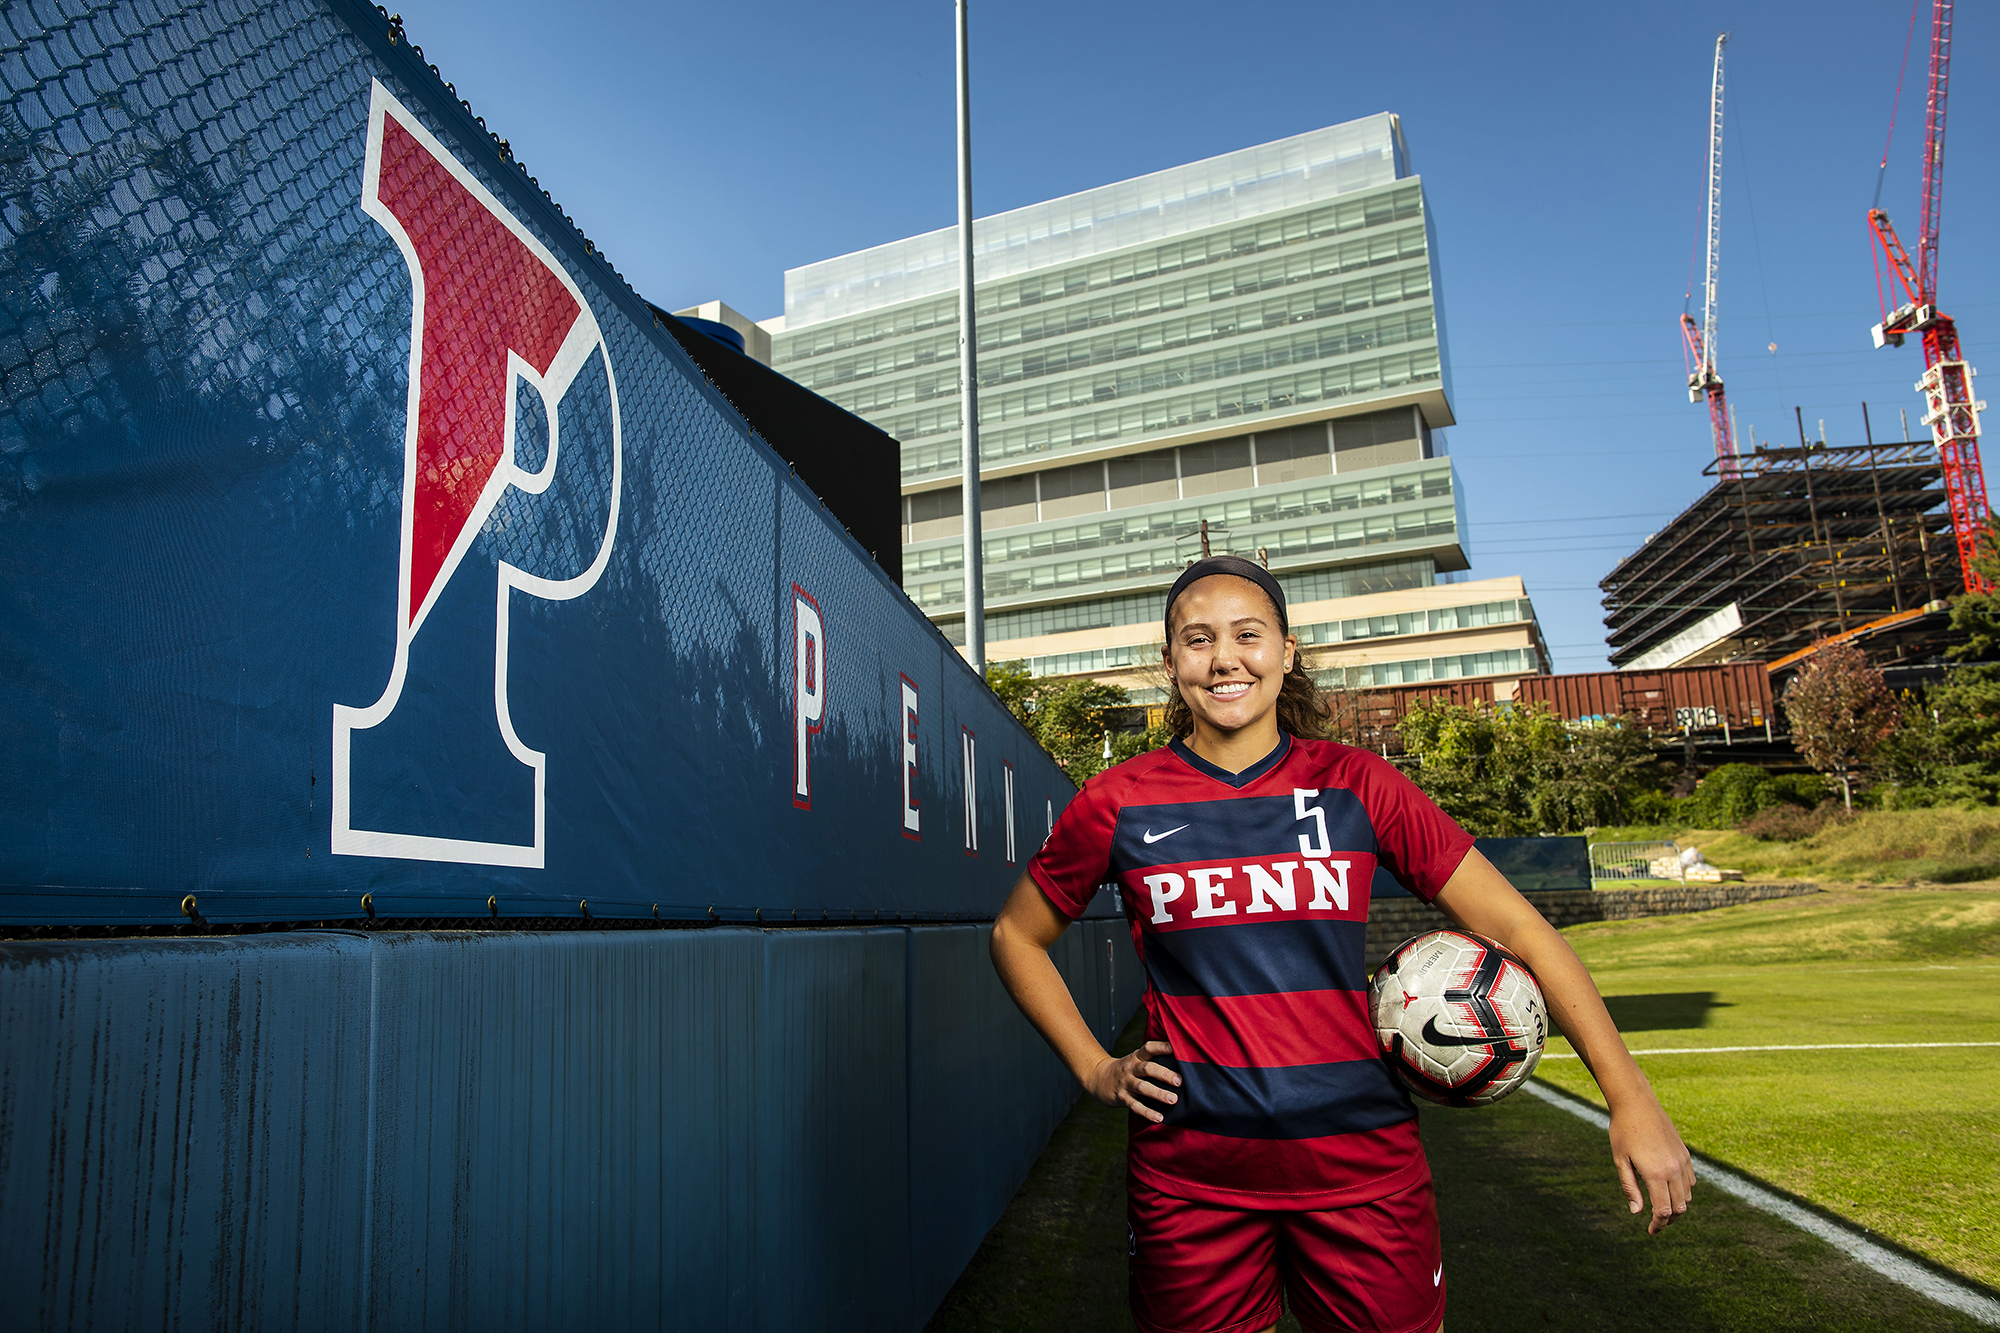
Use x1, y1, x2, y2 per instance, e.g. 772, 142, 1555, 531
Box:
1473, 511, 1673, 526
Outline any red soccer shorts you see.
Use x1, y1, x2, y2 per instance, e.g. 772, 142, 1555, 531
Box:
1127, 1174, 1445, 1333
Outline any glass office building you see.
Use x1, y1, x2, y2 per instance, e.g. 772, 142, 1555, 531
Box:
768, 114, 1545, 696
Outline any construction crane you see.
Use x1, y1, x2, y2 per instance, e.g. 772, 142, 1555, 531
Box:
1868, 0, 1989, 594
1681, 33, 1736, 478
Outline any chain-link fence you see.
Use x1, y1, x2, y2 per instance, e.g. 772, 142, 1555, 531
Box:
1588, 840, 1685, 884
1, 0, 1079, 925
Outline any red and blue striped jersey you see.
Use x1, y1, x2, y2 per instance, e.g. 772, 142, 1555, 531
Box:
1029, 733, 1475, 1209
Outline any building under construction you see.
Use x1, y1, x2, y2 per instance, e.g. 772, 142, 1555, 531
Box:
1601, 438, 1958, 678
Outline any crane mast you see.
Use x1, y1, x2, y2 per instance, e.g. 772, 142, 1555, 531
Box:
1869, 0, 1989, 594
1682, 33, 1736, 476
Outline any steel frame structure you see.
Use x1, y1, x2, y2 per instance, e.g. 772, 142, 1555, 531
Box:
1602, 441, 1957, 670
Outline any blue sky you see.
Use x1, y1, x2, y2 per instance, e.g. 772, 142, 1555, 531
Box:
391, 0, 2000, 671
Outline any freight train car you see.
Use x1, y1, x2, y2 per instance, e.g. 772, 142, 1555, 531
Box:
1340, 679, 1500, 749
1509, 661, 1774, 734
1331, 663, 1776, 754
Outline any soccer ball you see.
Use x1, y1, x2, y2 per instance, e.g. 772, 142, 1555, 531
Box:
1370, 929, 1547, 1107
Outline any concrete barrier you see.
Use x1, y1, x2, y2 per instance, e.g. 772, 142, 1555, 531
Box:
1364, 882, 1822, 962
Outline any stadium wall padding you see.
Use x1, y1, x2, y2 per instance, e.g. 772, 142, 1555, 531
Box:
0, 921, 1143, 1330
0, 4, 1143, 1326
0, 0, 1089, 926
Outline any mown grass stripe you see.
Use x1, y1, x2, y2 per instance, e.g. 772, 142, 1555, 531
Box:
1540, 1041, 2000, 1058
1522, 1079, 2000, 1327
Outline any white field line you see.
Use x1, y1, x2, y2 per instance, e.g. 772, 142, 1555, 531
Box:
1540, 1041, 2000, 1059
1520, 1080, 2000, 1327
1587, 963, 2000, 980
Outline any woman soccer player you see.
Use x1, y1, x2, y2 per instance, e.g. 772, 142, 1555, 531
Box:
991, 555, 1693, 1333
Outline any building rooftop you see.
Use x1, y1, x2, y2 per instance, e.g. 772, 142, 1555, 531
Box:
783, 113, 1408, 329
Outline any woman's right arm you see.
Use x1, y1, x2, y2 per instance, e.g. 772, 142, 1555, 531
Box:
990, 871, 1181, 1122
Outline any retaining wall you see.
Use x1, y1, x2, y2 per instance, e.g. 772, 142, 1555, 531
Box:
1365, 882, 1822, 961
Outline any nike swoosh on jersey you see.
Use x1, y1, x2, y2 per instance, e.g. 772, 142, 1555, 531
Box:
1142, 824, 1190, 844
1433, 1263, 1443, 1286
1419, 1015, 1509, 1048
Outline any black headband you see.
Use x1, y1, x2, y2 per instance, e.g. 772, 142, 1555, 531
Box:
1164, 555, 1288, 640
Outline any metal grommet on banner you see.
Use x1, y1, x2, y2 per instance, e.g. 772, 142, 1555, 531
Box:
579, 900, 590, 919
707, 906, 717, 922
754, 907, 763, 923
180, 894, 197, 919
361, 893, 375, 922
486, 895, 498, 918
651, 904, 659, 920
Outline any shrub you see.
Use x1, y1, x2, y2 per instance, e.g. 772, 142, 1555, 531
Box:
1397, 702, 1668, 835
1623, 789, 1686, 826
1758, 772, 1827, 810
1738, 803, 1835, 842
1879, 783, 1942, 811
1683, 763, 1771, 828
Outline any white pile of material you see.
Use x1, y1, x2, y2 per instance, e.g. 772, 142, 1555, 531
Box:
1645, 846, 1744, 883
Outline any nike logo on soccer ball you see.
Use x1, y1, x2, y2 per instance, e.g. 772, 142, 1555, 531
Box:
1433, 1263, 1443, 1286
1419, 1015, 1503, 1048
1142, 825, 1190, 844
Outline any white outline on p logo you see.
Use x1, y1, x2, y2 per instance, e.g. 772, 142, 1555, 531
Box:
330, 80, 622, 868
793, 585, 826, 809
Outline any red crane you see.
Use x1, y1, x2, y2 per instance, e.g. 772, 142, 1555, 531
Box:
1869, 0, 1990, 594
1682, 34, 1737, 477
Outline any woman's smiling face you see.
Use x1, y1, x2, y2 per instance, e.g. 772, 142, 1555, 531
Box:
1163, 575, 1295, 740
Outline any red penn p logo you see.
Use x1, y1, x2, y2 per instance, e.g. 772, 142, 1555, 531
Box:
332, 81, 622, 867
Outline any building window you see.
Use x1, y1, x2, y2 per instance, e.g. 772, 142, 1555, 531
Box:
1333, 407, 1422, 472
906, 487, 962, 544
1039, 461, 1109, 520
1179, 439, 1253, 497
982, 474, 1037, 530
1254, 423, 1333, 484
1109, 448, 1179, 508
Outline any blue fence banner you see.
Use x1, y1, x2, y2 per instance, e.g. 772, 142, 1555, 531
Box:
0, 0, 1085, 926
1475, 836, 1592, 893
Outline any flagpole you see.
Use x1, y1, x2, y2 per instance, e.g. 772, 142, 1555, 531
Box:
955, 0, 984, 675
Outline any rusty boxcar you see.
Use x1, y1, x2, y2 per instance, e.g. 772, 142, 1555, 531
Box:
1509, 662, 1773, 732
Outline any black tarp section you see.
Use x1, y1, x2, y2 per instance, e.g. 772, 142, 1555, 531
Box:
655, 309, 903, 586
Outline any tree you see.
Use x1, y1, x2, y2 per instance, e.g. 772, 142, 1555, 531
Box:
985, 663, 1171, 784
1872, 691, 1956, 804
1781, 641, 1898, 812
1923, 521, 2000, 802
1396, 701, 1666, 836
985, 659, 1036, 720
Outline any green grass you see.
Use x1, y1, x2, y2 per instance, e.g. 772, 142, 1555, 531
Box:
1419, 1089, 1994, 1331
924, 1013, 1147, 1332
1591, 806, 2000, 885
1558, 884, 2000, 968
927, 889, 2000, 1331
1539, 887, 2000, 1290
